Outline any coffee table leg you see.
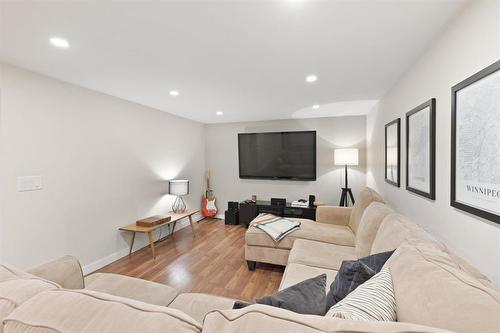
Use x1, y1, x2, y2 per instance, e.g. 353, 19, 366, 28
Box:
147, 231, 156, 259
189, 214, 196, 235
129, 232, 136, 256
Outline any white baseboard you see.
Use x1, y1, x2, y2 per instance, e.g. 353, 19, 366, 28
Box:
82, 212, 204, 275
215, 213, 225, 219
82, 248, 130, 276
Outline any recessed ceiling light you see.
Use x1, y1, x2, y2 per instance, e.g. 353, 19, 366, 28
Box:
313, 104, 320, 109
216, 111, 224, 116
305, 74, 317, 83
169, 90, 180, 96
49, 37, 70, 49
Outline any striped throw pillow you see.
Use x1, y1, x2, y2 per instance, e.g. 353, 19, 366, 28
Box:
325, 267, 396, 321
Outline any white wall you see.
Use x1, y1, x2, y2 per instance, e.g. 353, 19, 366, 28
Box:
0, 64, 205, 273
206, 117, 367, 215
367, 0, 500, 288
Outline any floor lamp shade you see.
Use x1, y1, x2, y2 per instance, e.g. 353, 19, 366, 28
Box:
334, 148, 359, 166
334, 149, 358, 207
169, 180, 189, 213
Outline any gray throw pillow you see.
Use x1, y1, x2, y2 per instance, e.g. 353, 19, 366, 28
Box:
360, 250, 394, 272
326, 250, 394, 309
233, 274, 327, 315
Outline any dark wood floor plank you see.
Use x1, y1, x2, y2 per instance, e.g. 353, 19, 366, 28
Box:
96, 218, 284, 301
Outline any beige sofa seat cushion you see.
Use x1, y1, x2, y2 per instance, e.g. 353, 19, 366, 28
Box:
288, 239, 356, 270
279, 263, 337, 292
0, 265, 60, 333
387, 240, 500, 333
202, 304, 454, 333
85, 272, 178, 306
246, 219, 355, 249
169, 293, 235, 324
370, 213, 444, 254
3, 289, 201, 333
28, 255, 84, 289
348, 187, 384, 234
355, 202, 393, 258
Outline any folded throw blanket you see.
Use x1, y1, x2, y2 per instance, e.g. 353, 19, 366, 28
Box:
250, 213, 301, 242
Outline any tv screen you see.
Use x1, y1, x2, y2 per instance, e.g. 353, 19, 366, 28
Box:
238, 131, 316, 180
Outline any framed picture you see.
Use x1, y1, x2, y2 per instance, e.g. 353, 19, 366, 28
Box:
451, 59, 500, 224
385, 118, 400, 187
406, 99, 436, 199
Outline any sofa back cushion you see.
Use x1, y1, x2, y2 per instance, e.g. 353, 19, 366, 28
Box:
0, 265, 59, 333
370, 213, 443, 254
202, 304, 453, 333
3, 289, 201, 333
387, 240, 500, 333
355, 202, 393, 258
371, 213, 492, 287
348, 188, 384, 234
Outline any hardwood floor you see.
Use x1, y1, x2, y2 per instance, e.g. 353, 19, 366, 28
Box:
96, 218, 284, 301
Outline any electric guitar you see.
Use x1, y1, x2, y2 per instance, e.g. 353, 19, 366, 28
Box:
202, 170, 217, 217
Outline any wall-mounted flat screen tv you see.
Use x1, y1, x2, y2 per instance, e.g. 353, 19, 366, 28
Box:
238, 131, 316, 181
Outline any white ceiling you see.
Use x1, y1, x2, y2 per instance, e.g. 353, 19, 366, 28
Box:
0, 0, 467, 124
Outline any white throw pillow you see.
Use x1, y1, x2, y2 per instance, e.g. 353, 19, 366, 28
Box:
325, 267, 396, 321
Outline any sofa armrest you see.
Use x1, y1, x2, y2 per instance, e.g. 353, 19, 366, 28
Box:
28, 255, 84, 289
316, 206, 352, 226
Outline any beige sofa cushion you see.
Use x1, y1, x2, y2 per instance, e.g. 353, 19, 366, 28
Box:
348, 187, 384, 234
288, 239, 356, 270
202, 304, 454, 333
0, 265, 60, 333
85, 272, 178, 306
280, 263, 337, 292
372, 213, 491, 287
315, 206, 352, 225
370, 213, 443, 254
3, 289, 201, 333
387, 239, 500, 333
355, 202, 393, 258
28, 255, 84, 289
169, 293, 235, 324
445, 251, 492, 287
246, 219, 355, 249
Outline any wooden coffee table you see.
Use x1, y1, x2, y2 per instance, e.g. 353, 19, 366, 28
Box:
119, 209, 199, 259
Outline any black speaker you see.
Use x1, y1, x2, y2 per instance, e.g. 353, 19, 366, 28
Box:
225, 210, 239, 225
228, 201, 239, 212
309, 195, 315, 207
271, 198, 286, 207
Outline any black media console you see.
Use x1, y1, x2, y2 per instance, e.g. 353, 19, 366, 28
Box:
239, 200, 316, 227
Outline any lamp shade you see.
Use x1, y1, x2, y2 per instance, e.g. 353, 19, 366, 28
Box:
169, 180, 189, 196
334, 148, 359, 166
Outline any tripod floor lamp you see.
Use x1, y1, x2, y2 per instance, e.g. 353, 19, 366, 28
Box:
334, 148, 359, 207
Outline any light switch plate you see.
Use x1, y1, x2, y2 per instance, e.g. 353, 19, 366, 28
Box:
17, 176, 43, 192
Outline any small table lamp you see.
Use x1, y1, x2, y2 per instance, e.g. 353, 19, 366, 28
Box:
169, 180, 189, 213
334, 148, 359, 207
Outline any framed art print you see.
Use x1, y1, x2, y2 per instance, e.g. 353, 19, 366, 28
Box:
385, 118, 400, 187
406, 99, 436, 199
451, 59, 500, 224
